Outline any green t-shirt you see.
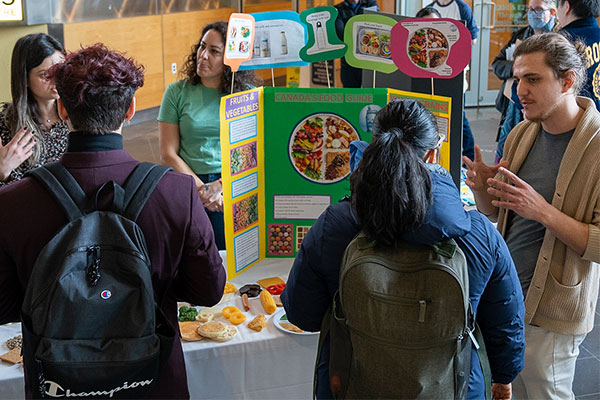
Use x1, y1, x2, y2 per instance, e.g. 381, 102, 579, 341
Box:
158, 79, 224, 174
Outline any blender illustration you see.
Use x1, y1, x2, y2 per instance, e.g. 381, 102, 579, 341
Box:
305, 11, 345, 55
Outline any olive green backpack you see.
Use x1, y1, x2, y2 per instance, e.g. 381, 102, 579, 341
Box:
316, 233, 489, 399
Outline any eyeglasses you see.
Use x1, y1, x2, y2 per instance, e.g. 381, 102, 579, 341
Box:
435, 135, 445, 149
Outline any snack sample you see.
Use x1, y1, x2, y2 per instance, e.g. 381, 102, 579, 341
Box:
239, 284, 262, 298
257, 277, 285, 289
281, 322, 303, 333
179, 321, 204, 341
266, 283, 286, 295
224, 282, 237, 294
273, 295, 283, 307
196, 311, 215, 323
222, 306, 242, 319
241, 293, 251, 311
0, 348, 22, 364
178, 305, 198, 322
229, 312, 247, 325
199, 321, 238, 342
5, 335, 22, 350
260, 289, 277, 314
248, 314, 267, 332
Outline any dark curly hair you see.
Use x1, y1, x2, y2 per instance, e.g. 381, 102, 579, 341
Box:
181, 21, 261, 93
47, 43, 144, 134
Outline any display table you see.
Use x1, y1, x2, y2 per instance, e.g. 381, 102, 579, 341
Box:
0, 255, 319, 399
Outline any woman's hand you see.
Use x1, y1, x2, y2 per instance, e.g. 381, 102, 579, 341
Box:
0, 127, 35, 181
198, 179, 222, 209
205, 195, 223, 213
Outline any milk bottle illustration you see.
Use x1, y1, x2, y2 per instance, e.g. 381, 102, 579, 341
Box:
280, 31, 288, 55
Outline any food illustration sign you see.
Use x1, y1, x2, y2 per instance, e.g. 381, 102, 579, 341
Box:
240, 11, 309, 70
299, 7, 347, 63
391, 18, 471, 79
343, 14, 398, 74
224, 13, 256, 72
289, 113, 359, 183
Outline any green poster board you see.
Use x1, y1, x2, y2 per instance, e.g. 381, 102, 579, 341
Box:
220, 87, 451, 276
262, 87, 388, 257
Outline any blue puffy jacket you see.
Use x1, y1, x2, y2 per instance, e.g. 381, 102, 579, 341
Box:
281, 167, 525, 399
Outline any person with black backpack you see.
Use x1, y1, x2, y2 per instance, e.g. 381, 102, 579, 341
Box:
0, 44, 226, 399
281, 99, 525, 400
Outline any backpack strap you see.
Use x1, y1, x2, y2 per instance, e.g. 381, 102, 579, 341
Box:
122, 162, 172, 221
26, 162, 87, 221
314, 302, 332, 400
474, 323, 492, 400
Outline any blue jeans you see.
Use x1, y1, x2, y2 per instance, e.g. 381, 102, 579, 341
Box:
197, 173, 225, 250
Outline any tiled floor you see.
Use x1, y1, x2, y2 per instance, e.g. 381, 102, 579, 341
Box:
122, 106, 600, 399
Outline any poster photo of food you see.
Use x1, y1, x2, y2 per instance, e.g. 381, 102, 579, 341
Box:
343, 14, 398, 74
391, 18, 471, 79
230, 141, 258, 176
355, 27, 392, 61
233, 194, 259, 233
289, 113, 359, 184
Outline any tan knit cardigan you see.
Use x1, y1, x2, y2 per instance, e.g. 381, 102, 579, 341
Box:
496, 97, 600, 335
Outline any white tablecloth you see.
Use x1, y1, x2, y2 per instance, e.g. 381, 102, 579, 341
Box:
0, 255, 319, 399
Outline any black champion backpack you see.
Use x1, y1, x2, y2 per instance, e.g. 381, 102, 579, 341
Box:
324, 233, 477, 399
21, 162, 176, 399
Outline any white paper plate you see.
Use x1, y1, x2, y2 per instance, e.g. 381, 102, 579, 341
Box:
272, 309, 319, 335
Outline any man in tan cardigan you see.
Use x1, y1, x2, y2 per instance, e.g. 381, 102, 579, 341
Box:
464, 33, 600, 399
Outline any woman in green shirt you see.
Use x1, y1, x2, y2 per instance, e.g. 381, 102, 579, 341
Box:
158, 21, 260, 249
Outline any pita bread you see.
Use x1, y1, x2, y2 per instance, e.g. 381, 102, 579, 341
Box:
0, 348, 22, 364
179, 321, 204, 341
199, 321, 238, 342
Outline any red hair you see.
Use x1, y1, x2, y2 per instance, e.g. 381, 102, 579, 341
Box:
47, 43, 145, 133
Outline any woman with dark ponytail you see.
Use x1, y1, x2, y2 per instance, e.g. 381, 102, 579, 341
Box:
282, 99, 525, 400
351, 128, 433, 246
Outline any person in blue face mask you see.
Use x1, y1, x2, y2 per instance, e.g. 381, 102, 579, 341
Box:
492, 0, 558, 164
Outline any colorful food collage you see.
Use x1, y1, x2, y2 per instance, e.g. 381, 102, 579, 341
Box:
268, 224, 293, 255
408, 28, 449, 70
295, 226, 310, 251
233, 194, 258, 233
228, 25, 251, 54
289, 113, 359, 184
356, 28, 391, 59
230, 142, 258, 176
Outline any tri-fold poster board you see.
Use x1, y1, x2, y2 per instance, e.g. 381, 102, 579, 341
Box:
220, 87, 452, 277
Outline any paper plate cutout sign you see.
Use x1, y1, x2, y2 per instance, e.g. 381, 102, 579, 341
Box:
240, 11, 308, 70
344, 14, 398, 74
224, 13, 256, 72
391, 18, 471, 79
300, 7, 347, 63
